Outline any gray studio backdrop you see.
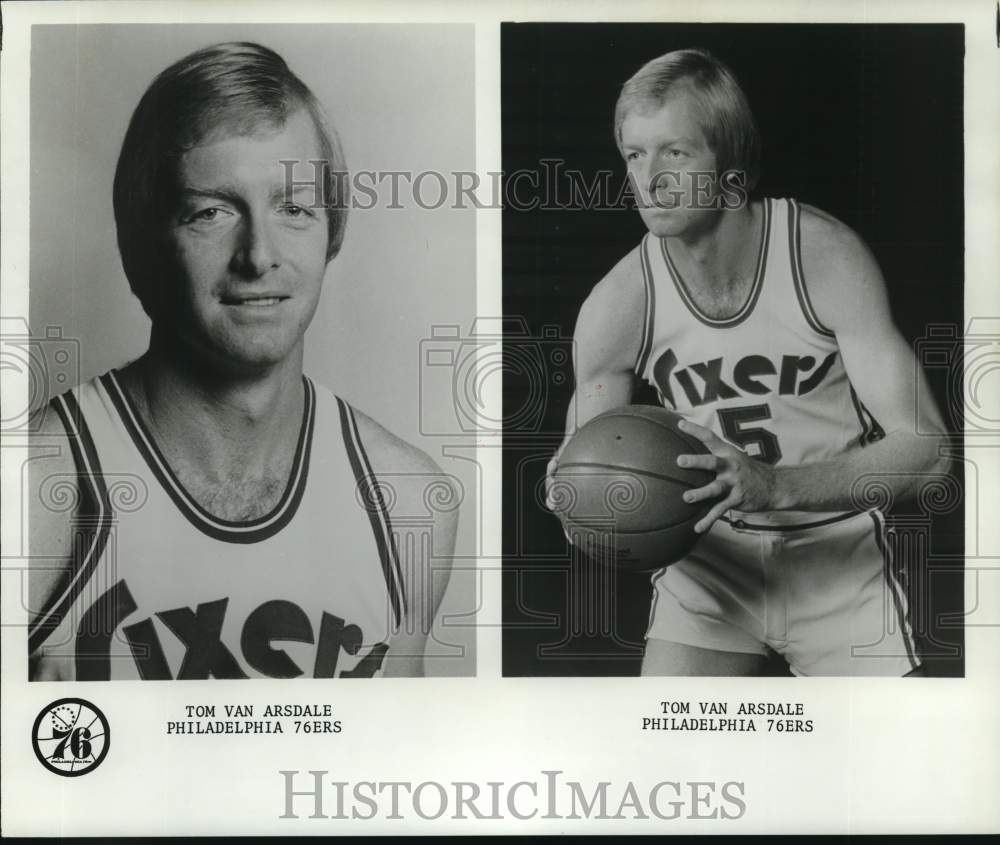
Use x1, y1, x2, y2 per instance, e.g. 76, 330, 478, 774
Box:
29, 23, 478, 676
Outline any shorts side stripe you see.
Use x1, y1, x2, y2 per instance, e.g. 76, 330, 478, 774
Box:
870, 511, 919, 671
645, 567, 669, 637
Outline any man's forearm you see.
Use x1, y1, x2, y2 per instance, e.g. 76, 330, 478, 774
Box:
770, 430, 949, 512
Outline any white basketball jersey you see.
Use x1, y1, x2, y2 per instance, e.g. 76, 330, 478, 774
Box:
30, 372, 406, 680
634, 198, 883, 517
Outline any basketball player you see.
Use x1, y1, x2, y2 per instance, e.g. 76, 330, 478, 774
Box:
547, 48, 949, 677
27, 42, 457, 680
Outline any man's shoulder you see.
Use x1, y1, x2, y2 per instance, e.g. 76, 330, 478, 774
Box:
346, 406, 460, 549
794, 202, 887, 331
591, 242, 646, 299
797, 202, 879, 282
307, 381, 440, 475
577, 242, 647, 328
30, 394, 74, 440
349, 407, 444, 479
26, 379, 95, 469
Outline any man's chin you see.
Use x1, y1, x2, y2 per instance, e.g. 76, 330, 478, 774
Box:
640, 210, 685, 239
639, 204, 721, 239
208, 322, 306, 372
217, 344, 301, 378
159, 333, 303, 380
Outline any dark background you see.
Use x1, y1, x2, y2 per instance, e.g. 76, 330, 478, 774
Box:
502, 23, 965, 677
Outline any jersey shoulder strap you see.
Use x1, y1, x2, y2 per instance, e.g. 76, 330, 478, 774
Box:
785, 197, 837, 339
330, 392, 408, 630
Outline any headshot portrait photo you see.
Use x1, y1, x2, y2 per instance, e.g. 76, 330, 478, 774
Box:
23, 23, 478, 680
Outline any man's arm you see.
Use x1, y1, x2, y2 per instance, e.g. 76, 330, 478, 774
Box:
681, 206, 949, 530
352, 410, 458, 677
545, 246, 647, 507
27, 405, 79, 677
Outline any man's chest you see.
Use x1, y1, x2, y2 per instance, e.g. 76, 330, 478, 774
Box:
173, 459, 294, 521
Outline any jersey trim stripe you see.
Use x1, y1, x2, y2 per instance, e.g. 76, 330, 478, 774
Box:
870, 511, 919, 672
788, 199, 836, 339
28, 391, 113, 656
634, 236, 656, 375
658, 196, 771, 329
100, 371, 315, 544
348, 406, 408, 623
336, 398, 406, 629
848, 385, 871, 445
849, 385, 885, 447
719, 510, 860, 532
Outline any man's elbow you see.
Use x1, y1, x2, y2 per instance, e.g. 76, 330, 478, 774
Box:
914, 428, 952, 479
929, 437, 953, 479
383, 632, 429, 678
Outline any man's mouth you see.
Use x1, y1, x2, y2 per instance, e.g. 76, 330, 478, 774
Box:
651, 192, 681, 209
220, 295, 290, 307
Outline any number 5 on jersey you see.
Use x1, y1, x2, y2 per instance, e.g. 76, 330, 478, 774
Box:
717, 404, 783, 465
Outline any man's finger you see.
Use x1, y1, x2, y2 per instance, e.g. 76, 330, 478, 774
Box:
676, 453, 720, 472
677, 418, 726, 450
682, 479, 727, 504
694, 494, 737, 534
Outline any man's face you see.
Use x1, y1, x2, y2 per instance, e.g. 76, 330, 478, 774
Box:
163, 109, 329, 374
620, 94, 721, 239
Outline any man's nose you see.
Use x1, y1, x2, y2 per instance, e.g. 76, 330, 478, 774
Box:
646, 159, 673, 196
631, 162, 660, 208
232, 214, 280, 278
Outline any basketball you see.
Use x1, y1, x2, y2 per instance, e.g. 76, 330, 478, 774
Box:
550, 404, 717, 571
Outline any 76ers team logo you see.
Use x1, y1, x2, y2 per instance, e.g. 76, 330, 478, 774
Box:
32, 699, 110, 776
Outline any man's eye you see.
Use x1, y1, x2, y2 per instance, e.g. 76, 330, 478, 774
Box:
625, 151, 641, 162
281, 204, 312, 218
188, 207, 229, 224
668, 149, 687, 159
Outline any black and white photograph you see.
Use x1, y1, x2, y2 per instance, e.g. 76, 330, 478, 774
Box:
1, 0, 998, 837
502, 23, 966, 678
18, 23, 478, 680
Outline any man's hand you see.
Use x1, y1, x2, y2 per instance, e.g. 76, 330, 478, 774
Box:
676, 419, 779, 533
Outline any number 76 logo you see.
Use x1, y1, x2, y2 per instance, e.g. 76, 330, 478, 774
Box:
32, 698, 110, 777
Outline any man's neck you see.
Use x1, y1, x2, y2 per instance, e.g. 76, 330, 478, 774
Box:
666, 202, 760, 292
116, 344, 306, 484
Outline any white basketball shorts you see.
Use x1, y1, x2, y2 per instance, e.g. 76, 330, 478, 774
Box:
645, 509, 919, 676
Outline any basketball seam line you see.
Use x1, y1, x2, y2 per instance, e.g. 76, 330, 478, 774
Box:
557, 461, 705, 489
